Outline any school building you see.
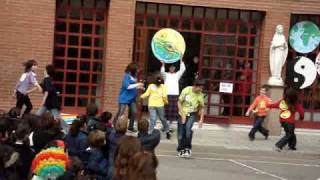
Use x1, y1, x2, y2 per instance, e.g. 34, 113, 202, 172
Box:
0, 0, 319, 128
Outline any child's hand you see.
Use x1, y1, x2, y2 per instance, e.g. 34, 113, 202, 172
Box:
245, 111, 250, 117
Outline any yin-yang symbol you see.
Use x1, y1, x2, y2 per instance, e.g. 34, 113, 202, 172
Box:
293, 57, 317, 89
286, 56, 317, 89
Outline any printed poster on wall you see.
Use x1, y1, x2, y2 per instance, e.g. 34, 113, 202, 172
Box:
219, 82, 233, 93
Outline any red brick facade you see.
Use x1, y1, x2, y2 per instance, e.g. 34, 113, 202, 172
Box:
0, 0, 319, 125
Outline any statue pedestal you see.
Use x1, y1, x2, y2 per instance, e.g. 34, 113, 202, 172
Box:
264, 85, 283, 136
268, 76, 284, 86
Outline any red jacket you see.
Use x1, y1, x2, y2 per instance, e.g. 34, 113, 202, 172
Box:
267, 99, 304, 124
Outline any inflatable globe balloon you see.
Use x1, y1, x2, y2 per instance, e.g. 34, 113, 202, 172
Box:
289, 21, 320, 54
151, 28, 186, 63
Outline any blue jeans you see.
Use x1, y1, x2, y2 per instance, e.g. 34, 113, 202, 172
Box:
113, 102, 137, 130
36, 106, 69, 134
177, 112, 196, 151
248, 116, 268, 138
148, 106, 169, 133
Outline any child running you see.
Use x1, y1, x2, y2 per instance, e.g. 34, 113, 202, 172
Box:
140, 76, 171, 139
14, 60, 42, 117
268, 87, 304, 151
245, 86, 271, 140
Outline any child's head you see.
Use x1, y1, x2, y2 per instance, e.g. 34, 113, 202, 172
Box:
125, 63, 138, 77
192, 79, 205, 94
154, 75, 163, 86
114, 136, 142, 180
69, 119, 87, 137
260, 85, 268, 96
169, 64, 176, 73
45, 64, 56, 77
86, 103, 98, 116
128, 152, 158, 180
115, 116, 128, 134
138, 119, 149, 134
88, 130, 105, 148
100, 111, 112, 124
13, 123, 31, 146
23, 59, 38, 72
40, 112, 57, 129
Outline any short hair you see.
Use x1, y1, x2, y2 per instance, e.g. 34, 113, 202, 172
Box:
138, 119, 149, 134
23, 59, 37, 72
115, 116, 128, 134
88, 130, 105, 148
100, 111, 112, 123
45, 64, 56, 77
193, 79, 205, 86
261, 84, 269, 91
128, 152, 158, 180
40, 112, 57, 129
86, 103, 98, 116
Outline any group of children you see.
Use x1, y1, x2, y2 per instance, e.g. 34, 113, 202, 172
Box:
246, 85, 304, 151
0, 104, 160, 180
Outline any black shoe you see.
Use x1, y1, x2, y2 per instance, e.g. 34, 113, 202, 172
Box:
166, 132, 172, 139
275, 145, 282, 152
249, 136, 254, 141
288, 147, 297, 151
265, 132, 269, 140
128, 128, 137, 133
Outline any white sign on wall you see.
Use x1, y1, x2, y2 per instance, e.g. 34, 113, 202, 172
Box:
219, 82, 233, 93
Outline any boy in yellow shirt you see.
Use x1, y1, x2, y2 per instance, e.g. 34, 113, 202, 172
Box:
140, 76, 171, 139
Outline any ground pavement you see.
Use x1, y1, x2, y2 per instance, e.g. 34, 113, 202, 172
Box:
152, 123, 320, 180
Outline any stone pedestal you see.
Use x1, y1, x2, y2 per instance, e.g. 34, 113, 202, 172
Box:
264, 85, 284, 136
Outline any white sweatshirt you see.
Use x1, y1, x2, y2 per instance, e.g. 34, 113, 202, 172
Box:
160, 62, 186, 95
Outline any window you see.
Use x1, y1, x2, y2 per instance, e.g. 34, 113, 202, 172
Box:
53, 0, 107, 109
134, 2, 264, 117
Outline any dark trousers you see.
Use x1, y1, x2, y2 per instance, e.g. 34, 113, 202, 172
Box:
276, 122, 296, 149
16, 91, 32, 115
113, 102, 137, 130
177, 113, 196, 151
248, 116, 269, 138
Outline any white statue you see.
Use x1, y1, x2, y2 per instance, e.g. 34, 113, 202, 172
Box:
268, 25, 288, 86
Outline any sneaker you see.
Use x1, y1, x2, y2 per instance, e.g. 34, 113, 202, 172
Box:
127, 128, 137, 133
249, 136, 254, 141
288, 147, 297, 151
275, 146, 282, 152
166, 132, 172, 140
183, 149, 192, 158
265, 131, 269, 140
177, 150, 184, 157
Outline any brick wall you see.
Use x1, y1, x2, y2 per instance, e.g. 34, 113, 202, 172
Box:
0, 0, 55, 111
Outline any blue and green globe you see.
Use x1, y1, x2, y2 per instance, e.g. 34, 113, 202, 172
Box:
289, 21, 320, 54
151, 28, 186, 63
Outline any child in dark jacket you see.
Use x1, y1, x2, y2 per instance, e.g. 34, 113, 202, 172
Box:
65, 118, 88, 163
107, 116, 128, 180
85, 130, 108, 179
11, 123, 35, 180
138, 118, 161, 153
268, 88, 304, 151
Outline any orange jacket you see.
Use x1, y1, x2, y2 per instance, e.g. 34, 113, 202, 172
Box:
247, 95, 271, 117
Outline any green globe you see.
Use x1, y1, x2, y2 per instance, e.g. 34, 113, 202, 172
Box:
289, 21, 320, 54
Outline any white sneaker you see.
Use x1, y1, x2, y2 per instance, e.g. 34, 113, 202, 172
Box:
183, 149, 192, 158
177, 150, 184, 158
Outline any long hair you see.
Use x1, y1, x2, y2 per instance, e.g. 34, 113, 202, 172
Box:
284, 88, 298, 112
113, 136, 142, 180
128, 152, 158, 180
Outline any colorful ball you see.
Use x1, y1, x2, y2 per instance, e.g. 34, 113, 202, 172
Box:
151, 28, 186, 63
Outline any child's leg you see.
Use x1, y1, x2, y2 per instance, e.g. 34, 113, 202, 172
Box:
248, 117, 261, 139
185, 113, 195, 150
148, 107, 157, 132
276, 122, 290, 149
177, 116, 186, 152
257, 117, 269, 137
288, 123, 296, 149
157, 107, 169, 133
24, 95, 33, 114
113, 104, 126, 125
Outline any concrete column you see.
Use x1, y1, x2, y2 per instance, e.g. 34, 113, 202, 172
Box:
264, 85, 284, 136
